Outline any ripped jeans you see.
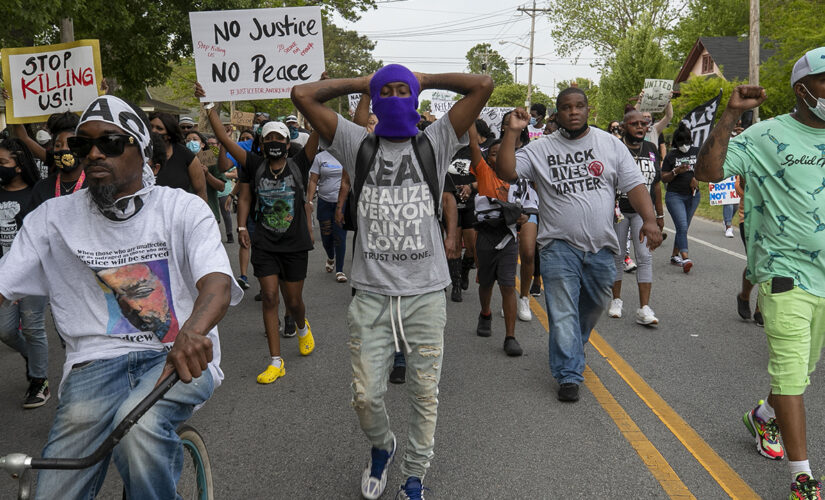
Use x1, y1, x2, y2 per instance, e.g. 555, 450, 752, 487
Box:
347, 289, 446, 479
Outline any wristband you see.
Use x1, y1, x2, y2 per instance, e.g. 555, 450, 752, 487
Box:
204, 102, 215, 111
237, 227, 247, 232
656, 215, 665, 219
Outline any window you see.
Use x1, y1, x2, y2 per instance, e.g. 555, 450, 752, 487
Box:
701, 54, 714, 74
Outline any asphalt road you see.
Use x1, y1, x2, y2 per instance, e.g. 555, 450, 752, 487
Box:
1, 213, 822, 499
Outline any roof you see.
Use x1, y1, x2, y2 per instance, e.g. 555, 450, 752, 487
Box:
139, 89, 190, 115
675, 36, 776, 86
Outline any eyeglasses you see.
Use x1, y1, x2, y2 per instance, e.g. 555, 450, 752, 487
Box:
625, 121, 647, 127
180, 125, 194, 131
68, 134, 137, 157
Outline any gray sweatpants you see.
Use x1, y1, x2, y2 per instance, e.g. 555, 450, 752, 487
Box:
613, 213, 653, 283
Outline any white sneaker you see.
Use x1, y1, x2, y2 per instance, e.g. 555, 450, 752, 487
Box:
636, 305, 659, 326
608, 298, 623, 318
517, 296, 532, 321
725, 227, 734, 238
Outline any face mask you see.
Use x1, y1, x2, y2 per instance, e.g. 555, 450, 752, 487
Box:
529, 117, 537, 126
186, 140, 201, 153
623, 131, 643, 146
263, 141, 288, 160
0, 165, 18, 184
288, 126, 299, 140
53, 149, 79, 172
802, 84, 825, 121
678, 144, 690, 153
558, 122, 589, 140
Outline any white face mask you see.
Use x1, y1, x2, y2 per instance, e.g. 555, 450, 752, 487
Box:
802, 84, 825, 122
678, 144, 690, 153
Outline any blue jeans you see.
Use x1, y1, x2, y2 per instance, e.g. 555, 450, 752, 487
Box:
665, 191, 701, 253
35, 350, 214, 500
540, 240, 615, 385
317, 198, 347, 273
0, 296, 48, 379
723, 203, 736, 226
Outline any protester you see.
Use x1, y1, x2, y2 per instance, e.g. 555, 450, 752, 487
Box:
637, 92, 673, 161
735, 176, 763, 325
446, 145, 476, 302
292, 65, 492, 499
0, 94, 241, 498
661, 122, 700, 272
306, 147, 349, 282
179, 116, 196, 133
694, 47, 825, 498
496, 88, 661, 402
149, 112, 207, 202
217, 144, 237, 244
608, 120, 622, 139
528, 103, 547, 141
0, 138, 51, 408
185, 131, 227, 222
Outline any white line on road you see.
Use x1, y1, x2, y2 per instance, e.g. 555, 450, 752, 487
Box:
663, 227, 746, 261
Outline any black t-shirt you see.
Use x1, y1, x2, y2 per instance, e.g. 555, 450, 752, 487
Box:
0, 186, 33, 256
239, 150, 313, 253
23, 172, 89, 220
447, 146, 476, 211
619, 140, 661, 214
662, 146, 699, 195
156, 143, 196, 192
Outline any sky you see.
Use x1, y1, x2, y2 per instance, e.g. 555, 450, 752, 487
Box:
332, 0, 602, 102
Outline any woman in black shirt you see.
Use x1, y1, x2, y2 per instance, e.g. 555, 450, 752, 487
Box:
661, 123, 701, 272
149, 112, 207, 202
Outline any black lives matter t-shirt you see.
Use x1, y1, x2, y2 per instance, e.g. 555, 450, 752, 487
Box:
618, 140, 660, 214
239, 150, 313, 254
0, 186, 33, 256
662, 146, 699, 195
447, 146, 475, 211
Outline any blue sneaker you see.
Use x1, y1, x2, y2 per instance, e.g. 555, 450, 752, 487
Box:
236, 275, 250, 290
361, 435, 396, 499
396, 476, 429, 500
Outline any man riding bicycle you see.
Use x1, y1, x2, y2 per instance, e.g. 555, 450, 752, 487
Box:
0, 95, 242, 499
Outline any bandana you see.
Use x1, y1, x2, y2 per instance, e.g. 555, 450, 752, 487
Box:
369, 64, 421, 139
77, 95, 153, 166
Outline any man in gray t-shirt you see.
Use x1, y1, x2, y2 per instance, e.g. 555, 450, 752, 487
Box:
496, 87, 662, 403
292, 65, 492, 498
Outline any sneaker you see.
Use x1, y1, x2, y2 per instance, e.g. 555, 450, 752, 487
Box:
460, 268, 470, 291
503, 336, 523, 356
789, 473, 822, 500
635, 305, 659, 326
298, 320, 315, 355
23, 378, 50, 409
623, 256, 637, 273
670, 255, 684, 266
557, 383, 580, 402
476, 313, 492, 337
336, 272, 348, 283
754, 310, 764, 327
236, 275, 250, 290
226, 235, 234, 244
608, 298, 623, 318
282, 315, 296, 337
725, 227, 735, 238
681, 258, 693, 274
451, 285, 462, 303
254, 292, 262, 301
397, 476, 428, 500
743, 402, 784, 460
325, 258, 335, 273
737, 294, 752, 320
517, 296, 532, 321
389, 364, 406, 384
256, 362, 285, 384
361, 436, 396, 500
530, 280, 542, 296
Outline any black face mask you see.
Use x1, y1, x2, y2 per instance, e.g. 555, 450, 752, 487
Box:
558, 122, 589, 139
0, 165, 18, 185
623, 131, 643, 146
263, 141, 288, 160
53, 149, 79, 172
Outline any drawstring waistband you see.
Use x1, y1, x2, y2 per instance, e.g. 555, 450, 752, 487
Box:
388, 296, 411, 354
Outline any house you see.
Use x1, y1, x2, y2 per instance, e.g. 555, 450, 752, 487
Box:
674, 36, 775, 89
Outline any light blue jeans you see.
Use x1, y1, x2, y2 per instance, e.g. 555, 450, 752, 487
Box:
0, 296, 48, 379
347, 289, 446, 479
35, 350, 214, 500
723, 203, 736, 226
540, 240, 616, 385
665, 190, 701, 253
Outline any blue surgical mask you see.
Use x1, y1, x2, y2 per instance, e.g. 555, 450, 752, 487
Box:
186, 140, 201, 153
529, 117, 537, 126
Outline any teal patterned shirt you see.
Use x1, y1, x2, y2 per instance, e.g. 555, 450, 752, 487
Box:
723, 114, 825, 297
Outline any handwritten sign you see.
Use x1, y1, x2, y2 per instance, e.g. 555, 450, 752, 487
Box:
430, 102, 514, 138
708, 175, 739, 206
230, 110, 254, 127
639, 79, 673, 113
190, 7, 325, 102
1, 40, 103, 124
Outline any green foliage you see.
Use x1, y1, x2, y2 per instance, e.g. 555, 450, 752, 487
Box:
666, 75, 742, 141
465, 43, 513, 87
418, 99, 431, 114
556, 77, 595, 94
487, 83, 551, 108
665, 0, 748, 61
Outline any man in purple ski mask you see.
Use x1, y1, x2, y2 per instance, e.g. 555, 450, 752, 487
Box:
293, 66, 492, 499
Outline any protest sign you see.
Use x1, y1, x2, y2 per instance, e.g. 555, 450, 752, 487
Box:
430, 103, 514, 138
196, 149, 218, 169
190, 7, 325, 102
231, 110, 255, 127
1, 40, 103, 124
708, 175, 739, 206
639, 79, 673, 113
681, 90, 722, 148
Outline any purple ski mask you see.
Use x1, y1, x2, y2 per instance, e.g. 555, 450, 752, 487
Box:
369, 64, 421, 139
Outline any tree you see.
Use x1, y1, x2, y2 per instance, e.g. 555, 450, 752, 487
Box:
465, 43, 513, 87
418, 100, 431, 114
556, 77, 595, 94
487, 83, 551, 108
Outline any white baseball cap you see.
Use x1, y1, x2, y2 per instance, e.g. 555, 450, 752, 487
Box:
791, 47, 825, 87
261, 121, 289, 139
285, 115, 299, 124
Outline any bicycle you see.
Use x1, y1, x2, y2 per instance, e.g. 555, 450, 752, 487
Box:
0, 373, 213, 500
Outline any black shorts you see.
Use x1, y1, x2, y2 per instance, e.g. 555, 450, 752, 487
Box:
475, 230, 517, 287
251, 246, 308, 281
458, 206, 476, 230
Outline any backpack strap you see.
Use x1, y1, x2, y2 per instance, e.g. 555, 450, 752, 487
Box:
411, 132, 441, 216
353, 134, 380, 203
286, 158, 305, 196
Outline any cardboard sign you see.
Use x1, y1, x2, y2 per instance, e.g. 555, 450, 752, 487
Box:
639, 79, 673, 113
196, 149, 218, 168
708, 175, 739, 206
1, 40, 103, 124
190, 7, 325, 102
430, 102, 514, 138
231, 110, 254, 127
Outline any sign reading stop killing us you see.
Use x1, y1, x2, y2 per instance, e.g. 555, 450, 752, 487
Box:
190, 7, 325, 102
1, 40, 103, 124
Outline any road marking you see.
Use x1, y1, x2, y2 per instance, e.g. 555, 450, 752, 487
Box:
519, 277, 695, 499
663, 227, 746, 261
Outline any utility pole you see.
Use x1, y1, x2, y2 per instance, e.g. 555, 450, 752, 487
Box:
749, 0, 760, 122
60, 18, 74, 43
517, 1, 550, 108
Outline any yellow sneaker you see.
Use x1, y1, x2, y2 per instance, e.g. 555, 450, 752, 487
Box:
298, 320, 315, 356
256, 362, 285, 384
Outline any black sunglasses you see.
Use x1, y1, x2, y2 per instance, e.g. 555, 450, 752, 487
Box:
68, 134, 137, 157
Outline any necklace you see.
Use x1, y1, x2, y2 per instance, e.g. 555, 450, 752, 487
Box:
55, 171, 86, 197
269, 162, 287, 179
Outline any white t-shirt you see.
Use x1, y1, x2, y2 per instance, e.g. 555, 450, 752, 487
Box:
309, 151, 344, 203
0, 186, 243, 394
